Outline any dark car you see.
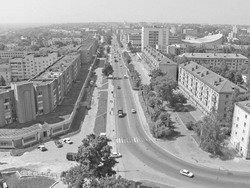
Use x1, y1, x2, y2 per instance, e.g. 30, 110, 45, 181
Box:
117, 86, 121, 89
54, 140, 63, 148
66, 152, 78, 161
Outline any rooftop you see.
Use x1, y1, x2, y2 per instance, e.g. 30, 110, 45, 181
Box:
182, 33, 223, 44
180, 61, 246, 93
33, 53, 79, 80
236, 100, 250, 114
180, 53, 248, 60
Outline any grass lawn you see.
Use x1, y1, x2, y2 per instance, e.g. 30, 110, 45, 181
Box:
94, 90, 108, 135
3, 172, 55, 188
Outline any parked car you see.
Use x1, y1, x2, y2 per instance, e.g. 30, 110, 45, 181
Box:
100, 132, 106, 137
38, 145, 47, 151
66, 152, 77, 161
54, 140, 63, 148
131, 109, 136, 114
63, 138, 73, 144
110, 152, 122, 158
180, 169, 194, 178
117, 86, 121, 89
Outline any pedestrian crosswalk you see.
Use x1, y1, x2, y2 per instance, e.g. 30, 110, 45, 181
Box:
115, 137, 151, 144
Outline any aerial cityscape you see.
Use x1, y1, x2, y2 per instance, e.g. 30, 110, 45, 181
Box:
1, 0, 250, 188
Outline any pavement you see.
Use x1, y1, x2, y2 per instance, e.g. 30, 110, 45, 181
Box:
109, 38, 250, 187
0, 67, 105, 188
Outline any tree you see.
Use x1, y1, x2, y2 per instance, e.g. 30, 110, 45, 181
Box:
199, 110, 225, 156
0, 43, 6, 50
151, 121, 172, 138
0, 76, 6, 86
61, 134, 119, 187
89, 175, 132, 188
102, 63, 114, 77
106, 46, 110, 54
150, 68, 164, 80
30, 44, 39, 51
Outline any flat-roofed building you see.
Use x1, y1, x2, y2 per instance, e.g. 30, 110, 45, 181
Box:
0, 51, 27, 59
141, 46, 177, 80
0, 60, 11, 84
0, 88, 16, 127
230, 100, 250, 159
178, 61, 246, 118
128, 33, 141, 51
142, 26, 170, 53
179, 53, 249, 71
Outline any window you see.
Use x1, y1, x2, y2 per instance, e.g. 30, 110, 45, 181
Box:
235, 131, 237, 135
245, 115, 248, 118
236, 124, 238, 128
237, 117, 239, 121
244, 122, 246, 127
223, 114, 226, 118
242, 137, 244, 141
243, 130, 245, 133
225, 101, 228, 105
226, 95, 229, 98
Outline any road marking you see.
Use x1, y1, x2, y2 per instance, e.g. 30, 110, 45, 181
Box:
115, 137, 152, 144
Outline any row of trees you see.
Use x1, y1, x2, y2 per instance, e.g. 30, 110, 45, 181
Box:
209, 62, 244, 85
142, 69, 187, 138
122, 51, 132, 64
102, 62, 114, 77
61, 134, 132, 187
186, 110, 226, 156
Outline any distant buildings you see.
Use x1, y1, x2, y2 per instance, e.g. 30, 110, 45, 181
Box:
178, 61, 246, 118
141, 26, 170, 53
182, 33, 223, 46
183, 28, 198, 37
128, 33, 142, 51
230, 100, 250, 159
141, 46, 177, 81
179, 53, 249, 71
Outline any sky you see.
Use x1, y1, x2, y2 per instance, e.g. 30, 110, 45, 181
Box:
0, 0, 249, 25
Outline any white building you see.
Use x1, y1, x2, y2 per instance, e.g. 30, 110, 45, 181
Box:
231, 100, 250, 159
179, 53, 249, 71
141, 26, 170, 53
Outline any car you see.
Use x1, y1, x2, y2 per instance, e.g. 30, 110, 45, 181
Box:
120, 65, 122, 67
117, 86, 121, 89
54, 140, 63, 148
100, 132, 106, 137
38, 145, 47, 151
131, 109, 136, 113
124, 75, 127, 79
63, 138, 73, 144
180, 169, 194, 178
110, 152, 122, 158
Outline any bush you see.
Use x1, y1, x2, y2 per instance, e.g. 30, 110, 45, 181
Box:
151, 123, 172, 138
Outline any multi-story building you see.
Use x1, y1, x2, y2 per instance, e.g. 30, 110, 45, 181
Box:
0, 53, 81, 127
128, 33, 142, 51
178, 61, 246, 118
0, 60, 11, 84
179, 53, 249, 71
141, 46, 177, 80
141, 26, 170, 53
80, 37, 98, 65
0, 51, 28, 59
169, 34, 181, 45
230, 100, 250, 159
9, 52, 58, 81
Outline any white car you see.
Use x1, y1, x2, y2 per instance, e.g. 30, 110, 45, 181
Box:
180, 169, 194, 178
131, 109, 136, 113
63, 138, 73, 144
38, 145, 47, 151
110, 152, 122, 158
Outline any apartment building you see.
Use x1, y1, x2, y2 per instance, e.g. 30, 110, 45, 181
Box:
0, 53, 81, 127
81, 38, 98, 64
231, 100, 250, 159
169, 34, 181, 45
141, 26, 170, 53
9, 52, 58, 81
141, 46, 177, 80
0, 88, 15, 126
0, 60, 11, 84
178, 61, 246, 118
128, 33, 142, 51
179, 53, 249, 71
0, 51, 27, 59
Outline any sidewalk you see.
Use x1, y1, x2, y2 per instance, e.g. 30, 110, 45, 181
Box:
133, 89, 250, 173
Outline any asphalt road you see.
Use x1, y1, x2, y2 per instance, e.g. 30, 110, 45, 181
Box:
110, 37, 250, 188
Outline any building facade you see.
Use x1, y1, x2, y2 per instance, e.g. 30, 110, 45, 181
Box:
141, 26, 170, 53
178, 61, 246, 118
141, 46, 177, 80
230, 100, 250, 159
128, 33, 142, 51
179, 53, 249, 71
